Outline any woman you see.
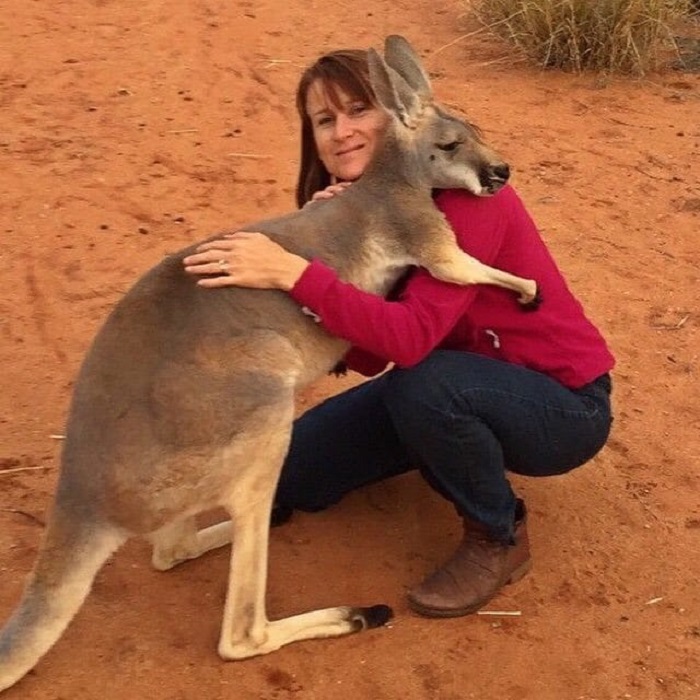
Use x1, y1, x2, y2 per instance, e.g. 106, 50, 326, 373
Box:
183, 49, 615, 618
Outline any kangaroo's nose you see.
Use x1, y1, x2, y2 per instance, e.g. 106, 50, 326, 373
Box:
493, 163, 510, 182
479, 162, 511, 193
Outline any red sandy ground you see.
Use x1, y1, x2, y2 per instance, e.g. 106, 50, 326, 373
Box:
1, 2, 699, 699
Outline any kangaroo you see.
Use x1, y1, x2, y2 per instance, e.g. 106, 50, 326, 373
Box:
0, 35, 539, 692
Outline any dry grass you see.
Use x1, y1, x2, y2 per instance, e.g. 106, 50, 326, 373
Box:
467, 0, 694, 74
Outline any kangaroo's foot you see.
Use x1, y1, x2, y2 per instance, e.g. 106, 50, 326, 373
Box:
218, 605, 393, 660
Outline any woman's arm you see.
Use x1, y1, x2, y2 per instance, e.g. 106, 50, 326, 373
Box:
183, 188, 509, 369
288, 191, 508, 367
289, 260, 482, 368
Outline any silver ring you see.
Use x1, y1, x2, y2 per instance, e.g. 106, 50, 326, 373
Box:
218, 259, 228, 270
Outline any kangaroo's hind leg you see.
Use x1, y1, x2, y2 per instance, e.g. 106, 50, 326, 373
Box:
216, 401, 392, 661
149, 518, 232, 571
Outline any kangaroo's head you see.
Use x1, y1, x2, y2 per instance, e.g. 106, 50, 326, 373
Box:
367, 35, 509, 197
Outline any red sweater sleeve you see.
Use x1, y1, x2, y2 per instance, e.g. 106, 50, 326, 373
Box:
289, 190, 507, 369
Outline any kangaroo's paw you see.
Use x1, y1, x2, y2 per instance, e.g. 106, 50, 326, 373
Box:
518, 283, 542, 310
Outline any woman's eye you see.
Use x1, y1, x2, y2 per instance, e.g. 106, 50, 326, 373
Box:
316, 115, 334, 127
348, 103, 368, 116
437, 142, 460, 152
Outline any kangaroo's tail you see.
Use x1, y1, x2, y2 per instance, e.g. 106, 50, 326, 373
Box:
0, 504, 126, 692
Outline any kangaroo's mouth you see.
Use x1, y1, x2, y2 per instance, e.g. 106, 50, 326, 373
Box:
479, 163, 511, 195
484, 180, 507, 195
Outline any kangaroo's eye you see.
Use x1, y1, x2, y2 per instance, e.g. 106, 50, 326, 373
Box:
437, 142, 460, 152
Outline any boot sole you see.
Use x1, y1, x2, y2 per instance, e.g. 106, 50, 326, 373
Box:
407, 558, 533, 619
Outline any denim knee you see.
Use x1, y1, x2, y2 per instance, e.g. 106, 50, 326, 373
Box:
381, 364, 441, 429
381, 353, 458, 426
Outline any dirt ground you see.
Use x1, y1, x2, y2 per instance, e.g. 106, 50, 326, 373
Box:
1, 1, 699, 699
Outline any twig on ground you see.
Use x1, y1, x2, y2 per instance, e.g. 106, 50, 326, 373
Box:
607, 116, 657, 129
476, 610, 522, 616
262, 59, 292, 69
226, 152, 272, 159
431, 31, 484, 58
431, 14, 522, 59
0, 508, 45, 527
651, 313, 691, 330
0, 466, 48, 476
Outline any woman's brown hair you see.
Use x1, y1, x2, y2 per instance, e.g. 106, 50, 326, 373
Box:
294, 49, 375, 208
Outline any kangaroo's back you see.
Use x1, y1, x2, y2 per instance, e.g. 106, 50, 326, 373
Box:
66, 191, 395, 455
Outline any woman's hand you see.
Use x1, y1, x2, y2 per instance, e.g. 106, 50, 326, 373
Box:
182, 231, 309, 291
305, 181, 353, 205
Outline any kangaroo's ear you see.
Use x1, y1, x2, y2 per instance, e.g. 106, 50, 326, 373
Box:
367, 47, 421, 126
383, 35, 432, 100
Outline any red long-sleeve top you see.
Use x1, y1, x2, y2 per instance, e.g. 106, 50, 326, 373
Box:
289, 185, 615, 389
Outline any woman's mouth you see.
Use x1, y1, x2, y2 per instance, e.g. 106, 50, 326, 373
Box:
336, 144, 364, 157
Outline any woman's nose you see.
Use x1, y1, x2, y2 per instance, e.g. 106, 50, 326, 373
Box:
333, 113, 354, 140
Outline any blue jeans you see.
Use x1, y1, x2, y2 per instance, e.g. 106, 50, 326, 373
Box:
275, 350, 613, 543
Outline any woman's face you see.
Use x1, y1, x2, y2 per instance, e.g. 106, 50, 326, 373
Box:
305, 79, 389, 183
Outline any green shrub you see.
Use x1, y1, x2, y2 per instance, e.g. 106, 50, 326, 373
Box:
469, 0, 692, 74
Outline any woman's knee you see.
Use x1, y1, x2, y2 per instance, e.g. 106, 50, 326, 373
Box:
382, 352, 462, 426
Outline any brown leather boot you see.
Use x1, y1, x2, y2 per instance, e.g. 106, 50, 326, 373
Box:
408, 503, 531, 618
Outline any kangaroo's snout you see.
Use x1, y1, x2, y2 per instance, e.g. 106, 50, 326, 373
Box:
479, 163, 510, 194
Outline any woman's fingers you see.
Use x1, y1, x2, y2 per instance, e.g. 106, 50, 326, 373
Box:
222, 230, 262, 240
190, 231, 264, 255
183, 250, 224, 267
194, 274, 238, 288
310, 181, 353, 201
193, 238, 237, 253
183, 259, 230, 275
183, 232, 256, 269
183, 230, 292, 289
183, 251, 238, 287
